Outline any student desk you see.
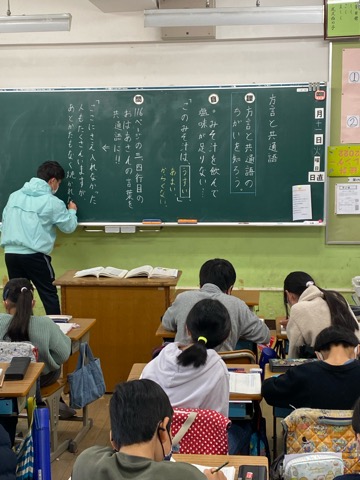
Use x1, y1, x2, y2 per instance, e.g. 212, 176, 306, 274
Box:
263, 364, 292, 460
63, 317, 97, 381
274, 317, 288, 359
0, 362, 44, 412
44, 318, 96, 461
127, 362, 262, 419
174, 454, 268, 478
54, 270, 181, 391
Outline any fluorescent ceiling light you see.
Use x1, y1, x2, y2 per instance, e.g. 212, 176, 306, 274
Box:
144, 6, 324, 27
0, 13, 72, 33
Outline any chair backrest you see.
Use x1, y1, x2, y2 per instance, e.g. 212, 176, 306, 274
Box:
171, 407, 230, 455
218, 349, 256, 364
283, 408, 360, 474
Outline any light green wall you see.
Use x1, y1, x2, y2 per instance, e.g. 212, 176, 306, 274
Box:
1, 225, 357, 318
1, 43, 359, 319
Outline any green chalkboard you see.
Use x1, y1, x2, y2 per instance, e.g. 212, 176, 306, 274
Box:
0, 84, 326, 224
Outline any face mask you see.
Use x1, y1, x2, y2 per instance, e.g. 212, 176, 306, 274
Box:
52, 187, 59, 195
158, 426, 173, 461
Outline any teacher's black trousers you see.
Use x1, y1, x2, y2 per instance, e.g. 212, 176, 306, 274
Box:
5, 252, 61, 314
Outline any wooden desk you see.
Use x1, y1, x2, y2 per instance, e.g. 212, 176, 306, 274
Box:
274, 316, 287, 359
54, 270, 181, 391
63, 318, 97, 380
263, 363, 291, 460
128, 363, 262, 402
0, 362, 44, 398
174, 454, 268, 478
0, 362, 44, 412
155, 323, 176, 340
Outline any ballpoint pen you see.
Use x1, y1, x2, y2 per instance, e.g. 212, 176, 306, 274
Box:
212, 461, 229, 473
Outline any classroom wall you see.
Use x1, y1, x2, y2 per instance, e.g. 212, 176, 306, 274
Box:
1, 0, 357, 318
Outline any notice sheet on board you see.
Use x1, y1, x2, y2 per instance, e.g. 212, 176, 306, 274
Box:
335, 183, 360, 214
292, 185, 312, 221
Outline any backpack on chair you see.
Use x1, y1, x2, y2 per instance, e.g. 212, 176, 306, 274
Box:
170, 407, 231, 454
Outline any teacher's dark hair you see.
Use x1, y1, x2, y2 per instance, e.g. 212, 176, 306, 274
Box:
110, 379, 173, 448
177, 299, 231, 368
3, 278, 34, 342
37, 161, 65, 182
199, 258, 236, 292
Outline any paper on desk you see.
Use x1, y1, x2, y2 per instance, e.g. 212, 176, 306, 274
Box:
56, 323, 78, 335
192, 464, 235, 480
229, 372, 261, 394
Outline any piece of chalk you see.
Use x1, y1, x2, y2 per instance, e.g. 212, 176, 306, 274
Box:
177, 219, 198, 224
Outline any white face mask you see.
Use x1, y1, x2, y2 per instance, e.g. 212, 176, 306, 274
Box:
52, 186, 59, 195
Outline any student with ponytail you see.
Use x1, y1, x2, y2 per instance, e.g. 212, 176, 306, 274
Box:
142, 299, 231, 417
0, 278, 71, 387
283, 271, 360, 358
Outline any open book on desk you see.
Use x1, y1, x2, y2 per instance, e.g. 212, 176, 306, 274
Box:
228, 372, 261, 395
74, 265, 178, 279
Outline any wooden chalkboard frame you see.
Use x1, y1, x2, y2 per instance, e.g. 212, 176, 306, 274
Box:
0, 83, 328, 227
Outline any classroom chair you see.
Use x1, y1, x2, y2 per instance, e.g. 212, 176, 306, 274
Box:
218, 349, 256, 364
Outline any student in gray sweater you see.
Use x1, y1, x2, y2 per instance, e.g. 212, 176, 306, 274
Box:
162, 258, 270, 350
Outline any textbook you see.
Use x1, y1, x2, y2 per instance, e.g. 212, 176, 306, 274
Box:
228, 372, 261, 395
269, 358, 318, 373
48, 314, 73, 323
74, 265, 178, 279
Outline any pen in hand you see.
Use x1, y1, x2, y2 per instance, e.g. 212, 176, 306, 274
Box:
212, 461, 229, 473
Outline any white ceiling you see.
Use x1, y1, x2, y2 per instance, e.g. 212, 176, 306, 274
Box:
88, 0, 158, 12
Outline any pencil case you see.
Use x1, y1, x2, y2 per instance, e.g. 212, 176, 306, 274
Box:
4, 356, 31, 380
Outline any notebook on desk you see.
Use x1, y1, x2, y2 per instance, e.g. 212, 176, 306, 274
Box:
48, 314, 73, 323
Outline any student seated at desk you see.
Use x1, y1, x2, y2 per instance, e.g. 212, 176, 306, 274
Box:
283, 271, 360, 358
72, 379, 226, 480
143, 299, 231, 417
262, 326, 360, 410
162, 258, 270, 351
0, 278, 75, 428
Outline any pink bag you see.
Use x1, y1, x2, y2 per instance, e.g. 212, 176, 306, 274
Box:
171, 407, 231, 455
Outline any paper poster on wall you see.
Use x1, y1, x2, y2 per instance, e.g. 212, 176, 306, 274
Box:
341, 48, 360, 143
292, 185, 312, 221
335, 183, 360, 214
325, 1, 360, 39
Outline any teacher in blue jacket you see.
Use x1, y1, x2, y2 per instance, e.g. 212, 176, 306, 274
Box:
1, 161, 77, 314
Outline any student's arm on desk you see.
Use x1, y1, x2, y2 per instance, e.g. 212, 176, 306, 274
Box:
261, 367, 300, 408
47, 318, 72, 366
236, 302, 271, 345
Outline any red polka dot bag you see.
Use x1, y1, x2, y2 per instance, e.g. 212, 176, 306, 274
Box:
170, 407, 231, 455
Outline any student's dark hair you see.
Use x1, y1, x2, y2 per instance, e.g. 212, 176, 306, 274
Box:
314, 325, 359, 352
177, 299, 231, 368
3, 278, 34, 342
284, 271, 359, 331
37, 161, 65, 182
352, 396, 360, 434
109, 379, 173, 448
199, 258, 236, 292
